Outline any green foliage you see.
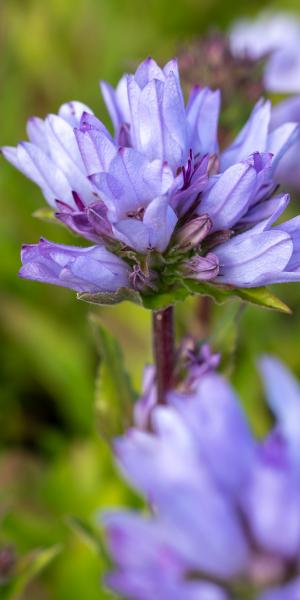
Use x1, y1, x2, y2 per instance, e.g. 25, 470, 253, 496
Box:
185, 280, 291, 314
1, 545, 61, 600
91, 315, 137, 439
79, 279, 291, 314
79, 287, 142, 307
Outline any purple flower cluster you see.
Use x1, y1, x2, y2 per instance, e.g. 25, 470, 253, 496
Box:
230, 12, 300, 94
230, 12, 300, 192
103, 354, 300, 600
3, 58, 300, 297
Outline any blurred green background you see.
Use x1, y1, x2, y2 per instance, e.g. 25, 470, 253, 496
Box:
1, 0, 300, 597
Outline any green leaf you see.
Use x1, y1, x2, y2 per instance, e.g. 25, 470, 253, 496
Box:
66, 516, 111, 563
142, 285, 189, 309
2, 545, 61, 600
210, 301, 245, 375
79, 278, 291, 314
185, 280, 291, 314
78, 287, 142, 307
232, 287, 291, 314
90, 315, 137, 439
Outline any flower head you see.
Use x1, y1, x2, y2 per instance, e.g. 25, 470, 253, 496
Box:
230, 12, 300, 94
2, 58, 300, 301
103, 354, 300, 600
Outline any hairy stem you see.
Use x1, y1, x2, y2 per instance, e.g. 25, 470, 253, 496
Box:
152, 306, 175, 404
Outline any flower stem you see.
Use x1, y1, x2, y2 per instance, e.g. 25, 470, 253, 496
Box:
152, 306, 175, 404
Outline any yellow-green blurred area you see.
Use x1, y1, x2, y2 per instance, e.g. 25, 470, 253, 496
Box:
1, 0, 300, 597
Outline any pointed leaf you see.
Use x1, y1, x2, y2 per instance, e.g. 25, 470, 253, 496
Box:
233, 287, 291, 314
210, 301, 245, 375
66, 516, 111, 563
2, 545, 61, 600
185, 280, 291, 314
78, 287, 142, 306
90, 315, 137, 439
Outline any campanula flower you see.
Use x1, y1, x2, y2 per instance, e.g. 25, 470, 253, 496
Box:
2, 58, 300, 298
230, 12, 300, 94
103, 354, 300, 599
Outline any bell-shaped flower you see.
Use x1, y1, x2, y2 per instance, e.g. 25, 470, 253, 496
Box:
103, 354, 300, 599
20, 238, 130, 293
3, 57, 300, 302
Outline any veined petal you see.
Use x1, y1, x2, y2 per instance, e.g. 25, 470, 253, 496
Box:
45, 114, 84, 168
143, 196, 177, 252
16, 142, 75, 208
187, 87, 220, 155
1, 145, 20, 171
134, 56, 165, 87
113, 219, 150, 253
45, 115, 96, 205
26, 117, 49, 153
267, 122, 298, 158
163, 58, 180, 81
276, 215, 300, 271
215, 229, 293, 287
19, 238, 130, 292
91, 148, 173, 220
58, 100, 94, 127
162, 72, 188, 167
199, 160, 257, 231
221, 99, 271, 171
100, 76, 130, 132
137, 79, 165, 162
240, 193, 289, 228
75, 126, 116, 174
269, 123, 300, 175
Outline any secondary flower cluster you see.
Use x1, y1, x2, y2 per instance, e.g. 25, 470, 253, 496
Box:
230, 12, 300, 94
230, 11, 300, 192
103, 350, 300, 600
3, 57, 300, 299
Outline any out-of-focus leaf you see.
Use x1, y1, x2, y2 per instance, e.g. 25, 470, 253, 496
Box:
0, 296, 94, 434
210, 301, 245, 375
78, 287, 142, 307
66, 516, 111, 565
90, 315, 137, 439
1, 544, 61, 600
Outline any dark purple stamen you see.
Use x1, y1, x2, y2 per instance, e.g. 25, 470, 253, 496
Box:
72, 191, 85, 211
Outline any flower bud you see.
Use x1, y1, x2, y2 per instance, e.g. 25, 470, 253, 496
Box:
182, 252, 219, 281
175, 215, 212, 249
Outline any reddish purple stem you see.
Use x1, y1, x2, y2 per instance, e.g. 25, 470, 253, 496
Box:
152, 306, 175, 404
